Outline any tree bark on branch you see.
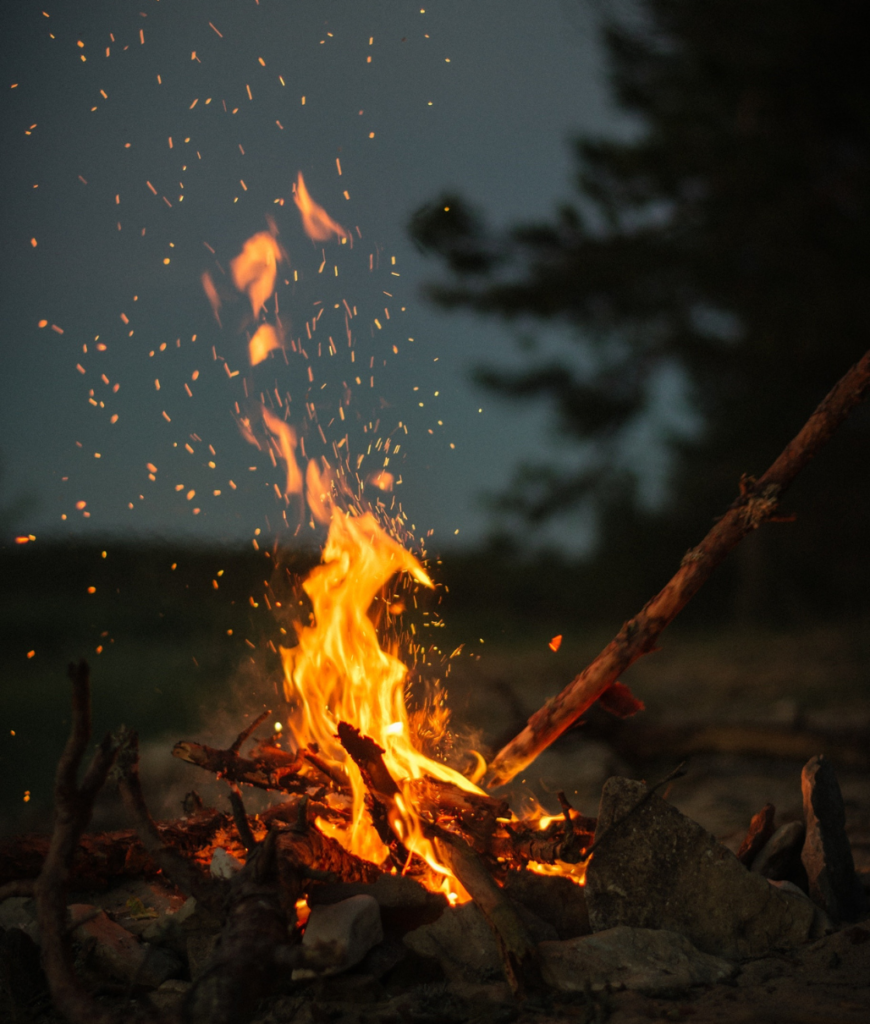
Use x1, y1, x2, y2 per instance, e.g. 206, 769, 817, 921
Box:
486, 347, 870, 788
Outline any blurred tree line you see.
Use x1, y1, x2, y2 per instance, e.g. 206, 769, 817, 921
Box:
410, 0, 870, 623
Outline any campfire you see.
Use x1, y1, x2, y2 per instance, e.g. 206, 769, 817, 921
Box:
3, 184, 870, 1022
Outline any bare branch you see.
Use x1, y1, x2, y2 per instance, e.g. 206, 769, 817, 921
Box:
486, 348, 870, 787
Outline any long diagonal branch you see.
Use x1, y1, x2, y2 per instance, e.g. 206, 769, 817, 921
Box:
486, 347, 870, 788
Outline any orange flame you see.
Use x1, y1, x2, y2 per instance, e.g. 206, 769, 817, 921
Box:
262, 408, 303, 496
280, 504, 483, 890
305, 458, 332, 524
293, 172, 348, 242
230, 232, 283, 316
249, 323, 282, 366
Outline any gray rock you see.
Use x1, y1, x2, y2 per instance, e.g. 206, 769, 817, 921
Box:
309, 873, 447, 934
402, 895, 557, 985
801, 755, 869, 923
585, 777, 826, 959
149, 978, 192, 1013
767, 879, 834, 937
0, 897, 39, 944
502, 871, 591, 939
292, 894, 384, 979
68, 904, 182, 988
186, 931, 220, 981
141, 895, 199, 951
539, 926, 736, 995
209, 847, 244, 880
403, 901, 502, 984
751, 820, 805, 880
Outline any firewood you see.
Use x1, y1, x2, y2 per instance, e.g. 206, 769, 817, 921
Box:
275, 820, 382, 888
486, 347, 870, 788
115, 728, 225, 911
407, 776, 510, 849
0, 815, 230, 890
429, 827, 542, 996
185, 821, 351, 1024
335, 721, 410, 867
333, 721, 544, 994
489, 821, 594, 867
172, 734, 349, 798
29, 662, 150, 1024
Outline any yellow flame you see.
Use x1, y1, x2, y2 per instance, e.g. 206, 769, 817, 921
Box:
280, 505, 482, 887
294, 172, 348, 242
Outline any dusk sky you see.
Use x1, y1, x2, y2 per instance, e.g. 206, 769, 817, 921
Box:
1, 0, 624, 553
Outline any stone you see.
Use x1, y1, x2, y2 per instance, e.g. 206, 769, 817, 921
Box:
0, 897, 39, 944
292, 894, 384, 979
801, 755, 869, 923
149, 978, 192, 1013
751, 820, 805, 881
403, 901, 502, 984
585, 777, 826, 959
309, 873, 447, 934
402, 895, 556, 985
736, 803, 777, 867
210, 847, 244, 880
502, 871, 591, 939
539, 926, 736, 996
186, 931, 220, 981
0, 926, 47, 1015
141, 895, 199, 953
68, 904, 182, 988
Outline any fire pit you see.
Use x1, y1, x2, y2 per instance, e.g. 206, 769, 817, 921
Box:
3, 188, 870, 1023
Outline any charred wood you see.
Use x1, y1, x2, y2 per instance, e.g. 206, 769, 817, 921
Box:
172, 736, 348, 798
0, 814, 230, 890
115, 727, 224, 911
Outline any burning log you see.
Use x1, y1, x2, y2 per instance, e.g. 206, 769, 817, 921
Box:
172, 711, 350, 799
274, 800, 382, 890
429, 827, 542, 996
334, 720, 547, 995
486, 346, 870, 788
489, 819, 594, 867
407, 776, 511, 850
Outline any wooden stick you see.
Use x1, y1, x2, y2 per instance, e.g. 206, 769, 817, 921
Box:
115, 727, 223, 911
172, 735, 349, 797
0, 815, 230, 889
429, 828, 541, 996
485, 347, 870, 788
32, 662, 125, 1024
